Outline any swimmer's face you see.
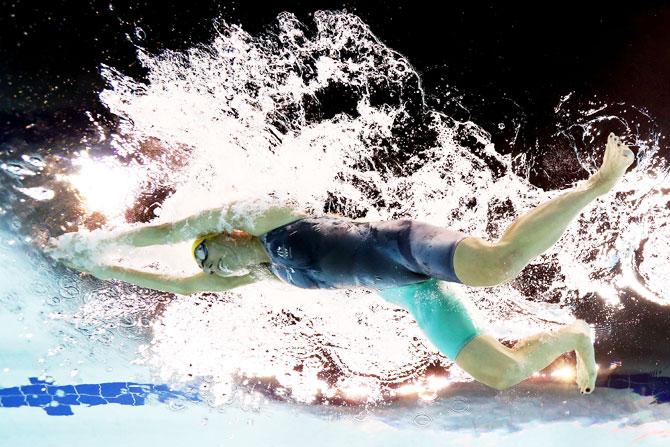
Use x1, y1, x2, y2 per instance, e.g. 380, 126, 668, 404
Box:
195, 233, 254, 277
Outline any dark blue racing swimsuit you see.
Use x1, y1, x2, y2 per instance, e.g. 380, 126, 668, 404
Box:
259, 215, 483, 361
259, 216, 468, 290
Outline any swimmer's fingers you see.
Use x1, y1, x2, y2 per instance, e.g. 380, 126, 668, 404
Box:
44, 237, 59, 255
59, 258, 82, 271
58, 256, 97, 275
59, 258, 83, 271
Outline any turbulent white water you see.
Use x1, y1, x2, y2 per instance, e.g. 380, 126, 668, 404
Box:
2, 10, 669, 410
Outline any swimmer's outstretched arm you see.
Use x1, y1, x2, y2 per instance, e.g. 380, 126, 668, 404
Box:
85, 264, 258, 294
102, 201, 308, 247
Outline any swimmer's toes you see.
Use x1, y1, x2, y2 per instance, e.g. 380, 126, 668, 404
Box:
569, 319, 594, 341
575, 353, 589, 390
623, 146, 635, 162
580, 344, 598, 394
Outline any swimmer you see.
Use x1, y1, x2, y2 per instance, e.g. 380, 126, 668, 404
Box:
50, 133, 634, 394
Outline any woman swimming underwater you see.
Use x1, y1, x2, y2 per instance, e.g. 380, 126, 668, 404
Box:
50, 133, 634, 394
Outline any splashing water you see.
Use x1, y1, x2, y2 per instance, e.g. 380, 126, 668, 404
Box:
1, 10, 669, 410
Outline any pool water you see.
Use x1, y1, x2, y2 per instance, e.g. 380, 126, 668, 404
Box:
2, 9, 670, 446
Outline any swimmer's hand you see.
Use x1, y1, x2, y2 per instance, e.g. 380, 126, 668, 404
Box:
44, 237, 59, 256
86, 265, 112, 280
56, 256, 98, 275
45, 232, 96, 258
45, 233, 102, 274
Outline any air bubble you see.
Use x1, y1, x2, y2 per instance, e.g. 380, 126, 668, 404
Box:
2, 162, 36, 177
448, 396, 470, 414
413, 412, 432, 427
167, 399, 187, 411
134, 27, 146, 40
21, 154, 46, 168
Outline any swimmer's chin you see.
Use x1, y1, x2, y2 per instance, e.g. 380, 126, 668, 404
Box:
214, 269, 251, 278
246, 264, 275, 281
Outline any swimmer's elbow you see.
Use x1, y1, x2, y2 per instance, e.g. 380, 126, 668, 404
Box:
173, 276, 209, 295
172, 282, 197, 295
165, 275, 202, 295
225, 202, 309, 236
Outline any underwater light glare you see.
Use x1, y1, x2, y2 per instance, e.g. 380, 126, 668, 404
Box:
62, 151, 139, 220
550, 366, 576, 381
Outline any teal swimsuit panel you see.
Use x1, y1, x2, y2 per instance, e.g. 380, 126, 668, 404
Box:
377, 278, 483, 361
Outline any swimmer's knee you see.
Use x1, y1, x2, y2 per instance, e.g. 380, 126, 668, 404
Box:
492, 359, 524, 390
455, 334, 523, 390
487, 242, 527, 285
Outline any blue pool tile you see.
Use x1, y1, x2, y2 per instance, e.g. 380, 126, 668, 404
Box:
106, 394, 135, 405
20, 385, 46, 395
77, 395, 107, 406
46, 385, 75, 395
53, 394, 79, 406
100, 382, 127, 397
45, 405, 74, 416
127, 384, 151, 394
151, 384, 171, 393
1, 395, 27, 407
75, 384, 100, 395
1, 378, 199, 416
0, 387, 20, 396
26, 394, 52, 407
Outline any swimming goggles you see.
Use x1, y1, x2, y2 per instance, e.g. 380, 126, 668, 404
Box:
193, 238, 209, 268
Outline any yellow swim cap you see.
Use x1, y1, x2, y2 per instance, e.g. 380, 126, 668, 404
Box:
192, 232, 222, 265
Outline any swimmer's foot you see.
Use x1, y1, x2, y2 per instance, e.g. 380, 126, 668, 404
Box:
586, 133, 635, 196
564, 319, 597, 394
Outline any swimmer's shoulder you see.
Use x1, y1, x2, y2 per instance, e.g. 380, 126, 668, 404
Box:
261, 210, 367, 235
317, 211, 369, 223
